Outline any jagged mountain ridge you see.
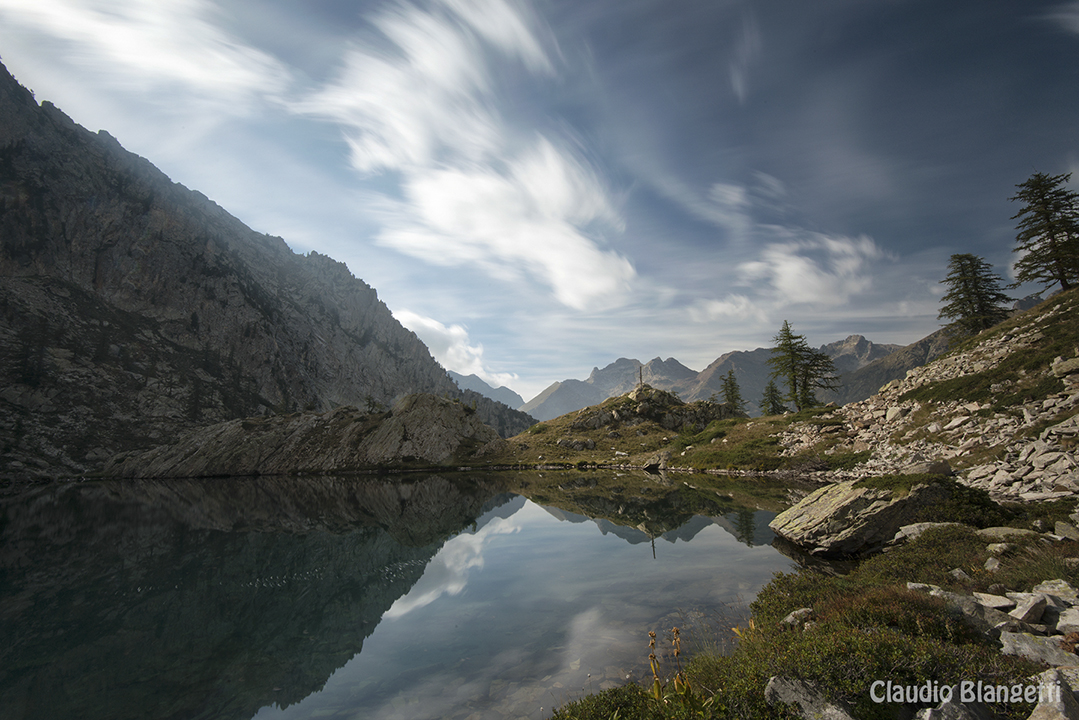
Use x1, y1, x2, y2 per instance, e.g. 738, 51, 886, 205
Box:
0, 62, 533, 478
521, 335, 904, 421
448, 370, 525, 409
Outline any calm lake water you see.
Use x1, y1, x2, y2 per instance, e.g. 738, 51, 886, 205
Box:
0, 472, 795, 720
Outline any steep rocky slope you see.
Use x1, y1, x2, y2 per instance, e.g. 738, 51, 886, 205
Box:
0, 62, 532, 478
778, 289, 1079, 501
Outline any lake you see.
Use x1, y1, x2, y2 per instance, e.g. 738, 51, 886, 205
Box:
0, 471, 797, 720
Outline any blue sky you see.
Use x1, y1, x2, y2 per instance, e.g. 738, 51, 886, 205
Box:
1, 0, 1076, 401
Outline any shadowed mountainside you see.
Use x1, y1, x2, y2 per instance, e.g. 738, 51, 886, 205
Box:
0, 62, 533, 478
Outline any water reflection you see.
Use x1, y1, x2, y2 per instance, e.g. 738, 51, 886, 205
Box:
0, 472, 795, 720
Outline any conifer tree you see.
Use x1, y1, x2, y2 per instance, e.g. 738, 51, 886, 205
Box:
767, 320, 840, 411
1010, 171, 1079, 291
767, 320, 804, 409
761, 379, 787, 416
938, 253, 1011, 337
721, 368, 747, 416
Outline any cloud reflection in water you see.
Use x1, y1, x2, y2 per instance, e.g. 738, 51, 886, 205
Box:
383, 515, 522, 619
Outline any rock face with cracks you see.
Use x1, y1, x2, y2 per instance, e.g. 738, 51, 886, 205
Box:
105, 393, 502, 478
768, 479, 954, 556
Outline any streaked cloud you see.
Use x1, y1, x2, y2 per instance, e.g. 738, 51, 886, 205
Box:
0, 0, 288, 107
729, 11, 761, 103
292, 2, 501, 172
689, 294, 768, 324
1047, 2, 1079, 34
294, 0, 634, 311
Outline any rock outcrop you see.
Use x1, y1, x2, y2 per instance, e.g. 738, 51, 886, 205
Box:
768, 478, 955, 556
105, 393, 502, 478
0, 62, 533, 478
775, 290, 1079, 502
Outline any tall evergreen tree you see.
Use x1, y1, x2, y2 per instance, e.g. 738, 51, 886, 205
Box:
767, 320, 805, 409
721, 368, 747, 416
796, 346, 840, 411
767, 320, 840, 411
1010, 171, 1079, 291
938, 253, 1011, 337
761, 379, 787, 416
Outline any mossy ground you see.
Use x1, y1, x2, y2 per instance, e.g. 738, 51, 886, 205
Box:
486, 404, 859, 474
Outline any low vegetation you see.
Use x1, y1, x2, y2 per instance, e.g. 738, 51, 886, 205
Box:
899, 289, 1079, 412
555, 523, 1079, 720
488, 400, 859, 474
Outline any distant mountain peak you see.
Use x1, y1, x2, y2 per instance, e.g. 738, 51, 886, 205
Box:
522, 333, 925, 422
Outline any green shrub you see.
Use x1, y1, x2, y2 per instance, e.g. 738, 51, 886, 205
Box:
550, 684, 671, 720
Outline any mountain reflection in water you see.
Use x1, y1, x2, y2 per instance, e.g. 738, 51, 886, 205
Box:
0, 472, 794, 720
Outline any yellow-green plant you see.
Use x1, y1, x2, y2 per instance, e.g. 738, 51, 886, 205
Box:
648, 627, 716, 718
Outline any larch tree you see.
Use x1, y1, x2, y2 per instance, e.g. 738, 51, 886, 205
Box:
760, 379, 788, 416
766, 320, 840, 412
721, 368, 747, 416
1010, 171, 1079, 292
938, 253, 1012, 337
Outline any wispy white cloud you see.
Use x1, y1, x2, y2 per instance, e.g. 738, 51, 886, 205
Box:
648, 171, 789, 243
437, 0, 556, 75
394, 309, 520, 389
295, 0, 633, 311
0, 0, 288, 107
292, 2, 500, 172
1046, 2, 1079, 34
689, 294, 767, 324
729, 11, 761, 103
707, 182, 752, 238
739, 232, 890, 307
380, 139, 633, 310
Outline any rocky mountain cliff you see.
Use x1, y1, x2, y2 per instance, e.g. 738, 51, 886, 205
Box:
0, 62, 533, 478
522, 335, 903, 421
823, 329, 950, 405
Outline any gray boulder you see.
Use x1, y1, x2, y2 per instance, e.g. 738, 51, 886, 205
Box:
768, 479, 954, 556
1027, 668, 1079, 720
1000, 632, 1079, 667
915, 700, 997, 720
764, 676, 856, 720
930, 589, 1025, 640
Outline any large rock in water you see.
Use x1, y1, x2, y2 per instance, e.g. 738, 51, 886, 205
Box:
104, 394, 501, 478
768, 479, 954, 556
